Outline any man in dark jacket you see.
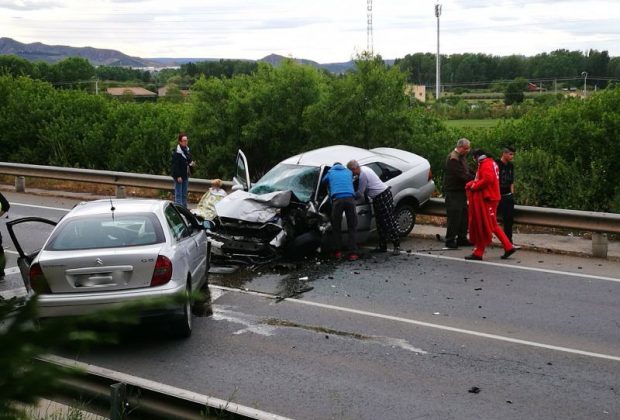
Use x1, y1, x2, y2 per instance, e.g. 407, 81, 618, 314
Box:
171, 132, 195, 207
496, 146, 516, 243
322, 163, 358, 261
444, 138, 474, 248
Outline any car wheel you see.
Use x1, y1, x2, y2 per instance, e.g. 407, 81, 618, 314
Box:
394, 203, 416, 237
171, 281, 192, 338
192, 265, 213, 317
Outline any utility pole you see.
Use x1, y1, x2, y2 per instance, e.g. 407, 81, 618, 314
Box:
581, 71, 588, 98
435, 3, 442, 100
367, 0, 373, 55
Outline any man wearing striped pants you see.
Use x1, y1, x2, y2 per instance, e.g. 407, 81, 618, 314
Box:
347, 160, 401, 256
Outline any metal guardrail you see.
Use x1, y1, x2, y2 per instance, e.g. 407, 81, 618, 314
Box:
38, 354, 291, 420
420, 198, 620, 234
1, 162, 618, 256
0, 162, 232, 195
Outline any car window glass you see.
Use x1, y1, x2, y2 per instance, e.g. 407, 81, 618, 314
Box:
366, 162, 402, 182
249, 164, 320, 202
11, 220, 56, 255
235, 154, 249, 190
315, 165, 330, 202
46, 213, 165, 250
174, 204, 201, 234
164, 205, 191, 240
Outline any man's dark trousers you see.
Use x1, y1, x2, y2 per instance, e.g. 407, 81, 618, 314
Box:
498, 193, 514, 243
331, 197, 358, 252
445, 190, 468, 246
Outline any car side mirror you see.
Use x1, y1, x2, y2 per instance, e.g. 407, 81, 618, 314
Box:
202, 220, 214, 230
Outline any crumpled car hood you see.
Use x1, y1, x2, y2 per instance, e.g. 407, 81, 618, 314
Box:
215, 190, 292, 223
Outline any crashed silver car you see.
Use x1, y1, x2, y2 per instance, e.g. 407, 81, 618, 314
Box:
207, 145, 435, 263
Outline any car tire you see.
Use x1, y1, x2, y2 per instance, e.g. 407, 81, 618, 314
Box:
170, 281, 192, 338
284, 231, 322, 260
192, 264, 213, 317
394, 203, 416, 237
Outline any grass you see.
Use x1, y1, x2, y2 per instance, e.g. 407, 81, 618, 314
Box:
444, 119, 500, 129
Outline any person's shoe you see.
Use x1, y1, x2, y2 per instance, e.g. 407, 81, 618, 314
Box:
445, 241, 459, 249
333, 251, 342, 259
464, 254, 483, 261
457, 238, 474, 247
347, 253, 359, 261
371, 245, 388, 253
501, 248, 517, 259
391, 247, 401, 256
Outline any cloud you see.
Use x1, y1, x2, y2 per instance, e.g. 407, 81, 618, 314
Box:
0, 0, 61, 10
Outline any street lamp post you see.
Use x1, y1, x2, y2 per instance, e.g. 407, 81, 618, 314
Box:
581, 71, 588, 98
435, 3, 442, 100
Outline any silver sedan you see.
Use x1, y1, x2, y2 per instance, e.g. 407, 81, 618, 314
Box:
209, 145, 435, 263
7, 199, 210, 338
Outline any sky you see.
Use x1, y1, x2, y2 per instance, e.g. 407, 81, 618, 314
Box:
1, 0, 620, 63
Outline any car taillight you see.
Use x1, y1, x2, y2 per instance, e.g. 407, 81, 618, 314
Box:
150, 255, 173, 287
29, 263, 52, 294
428, 168, 433, 181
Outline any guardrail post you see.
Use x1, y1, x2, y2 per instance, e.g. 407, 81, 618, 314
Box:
15, 176, 25, 193
591, 232, 608, 258
116, 185, 126, 198
110, 382, 127, 420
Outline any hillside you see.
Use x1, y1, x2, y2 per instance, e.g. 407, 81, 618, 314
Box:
0, 37, 373, 72
0, 37, 154, 67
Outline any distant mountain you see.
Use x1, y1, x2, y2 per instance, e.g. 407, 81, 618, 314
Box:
258, 53, 356, 73
0, 37, 155, 67
147, 57, 221, 66
0, 37, 388, 73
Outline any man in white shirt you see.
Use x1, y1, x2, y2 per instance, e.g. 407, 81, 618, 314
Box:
347, 160, 401, 256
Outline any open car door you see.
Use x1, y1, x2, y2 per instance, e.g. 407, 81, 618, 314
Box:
232, 150, 251, 192
6, 217, 57, 293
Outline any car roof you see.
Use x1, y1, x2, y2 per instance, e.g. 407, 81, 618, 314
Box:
67, 199, 166, 217
279, 145, 423, 170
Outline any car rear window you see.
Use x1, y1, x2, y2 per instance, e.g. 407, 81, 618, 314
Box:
45, 213, 165, 250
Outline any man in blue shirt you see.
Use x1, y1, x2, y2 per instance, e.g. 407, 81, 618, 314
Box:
322, 163, 358, 261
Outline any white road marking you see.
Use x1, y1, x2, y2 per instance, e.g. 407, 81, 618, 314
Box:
408, 250, 620, 283
211, 285, 620, 362
9, 202, 70, 212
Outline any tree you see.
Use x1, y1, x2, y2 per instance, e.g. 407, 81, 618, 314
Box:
0, 55, 33, 77
190, 60, 324, 179
52, 57, 95, 89
504, 78, 527, 105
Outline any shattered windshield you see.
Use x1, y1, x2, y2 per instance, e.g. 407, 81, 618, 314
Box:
249, 163, 320, 202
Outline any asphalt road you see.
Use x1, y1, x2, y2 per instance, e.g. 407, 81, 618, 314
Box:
1, 191, 619, 419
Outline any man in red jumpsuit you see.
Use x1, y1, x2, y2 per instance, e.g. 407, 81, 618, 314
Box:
464, 149, 517, 261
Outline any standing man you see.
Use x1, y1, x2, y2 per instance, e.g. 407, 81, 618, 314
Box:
347, 160, 401, 256
322, 162, 359, 261
0, 192, 10, 279
171, 132, 195, 207
444, 138, 475, 249
496, 146, 516, 244
465, 149, 516, 261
